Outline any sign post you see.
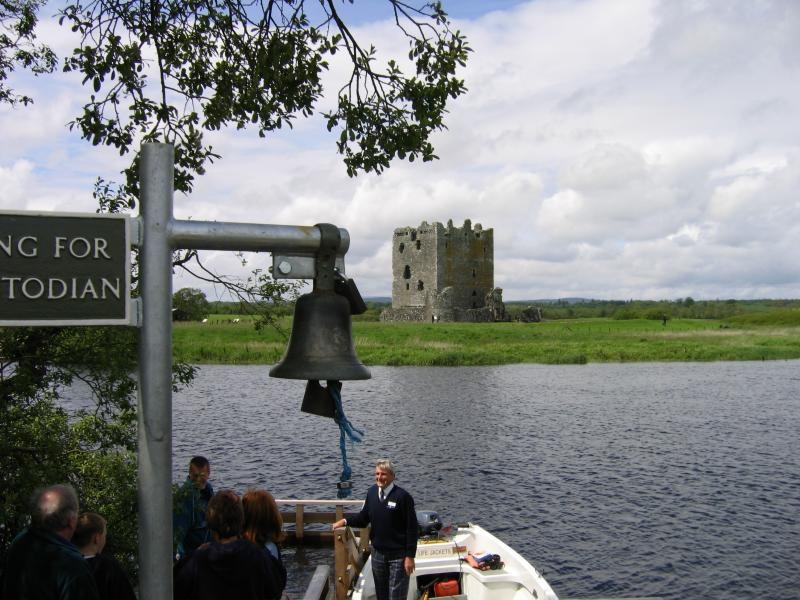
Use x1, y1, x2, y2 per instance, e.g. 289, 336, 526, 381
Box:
0, 211, 133, 325
137, 144, 176, 600
1, 142, 355, 600
136, 143, 353, 600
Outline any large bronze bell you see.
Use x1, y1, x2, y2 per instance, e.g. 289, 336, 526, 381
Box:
269, 290, 371, 381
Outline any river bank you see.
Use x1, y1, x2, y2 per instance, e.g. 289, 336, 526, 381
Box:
172, 316, 800, 365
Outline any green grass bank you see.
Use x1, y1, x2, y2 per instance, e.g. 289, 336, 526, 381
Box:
173, 311, 800, 365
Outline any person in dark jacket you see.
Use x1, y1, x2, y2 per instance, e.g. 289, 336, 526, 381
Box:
72, 512, 136, 600
173, 455, 215, 560
174, 489, 283, 600
1, 484, 101, 600
332, 459, 418, 600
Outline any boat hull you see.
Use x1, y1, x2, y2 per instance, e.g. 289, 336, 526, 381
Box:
350, 523, 558, 600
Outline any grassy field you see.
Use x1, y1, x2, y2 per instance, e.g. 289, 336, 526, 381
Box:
172, 311, 800, 365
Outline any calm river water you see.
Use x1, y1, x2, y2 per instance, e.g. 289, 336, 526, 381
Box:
169, 362, 799, 600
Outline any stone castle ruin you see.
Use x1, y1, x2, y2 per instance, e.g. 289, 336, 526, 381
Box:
380, 219, 509, 322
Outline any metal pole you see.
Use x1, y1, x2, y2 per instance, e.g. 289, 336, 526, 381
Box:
170, 220, 350, 254
138, 143, 175, 600
134, 143, 356, 600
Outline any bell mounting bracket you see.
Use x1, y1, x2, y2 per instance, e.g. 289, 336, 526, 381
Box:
271, 223, 348, 282
313, 223, 341, 292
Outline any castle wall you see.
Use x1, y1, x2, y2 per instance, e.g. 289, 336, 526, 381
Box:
391, 221, 442, 309
388, 219, 496, 321
438, 219, 493, 310
380, 305, 498, 323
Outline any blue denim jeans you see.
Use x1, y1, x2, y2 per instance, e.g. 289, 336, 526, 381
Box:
371, 548, 409, 600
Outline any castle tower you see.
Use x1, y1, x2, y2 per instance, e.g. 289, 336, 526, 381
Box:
389, 219, 494, 320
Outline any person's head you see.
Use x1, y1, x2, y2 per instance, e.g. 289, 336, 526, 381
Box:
189, 455, 210, 490
73, 513, 107, 554
242, 488, 285, 546
31, 484, 79, 538
374, 459, 396, 489
206, 489, 243, 541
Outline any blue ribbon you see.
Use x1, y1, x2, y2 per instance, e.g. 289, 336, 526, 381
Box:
328, 380, 364, 498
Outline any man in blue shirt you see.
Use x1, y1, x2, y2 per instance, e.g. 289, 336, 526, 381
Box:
173, 455, 215, 560
333, 459, 418, 600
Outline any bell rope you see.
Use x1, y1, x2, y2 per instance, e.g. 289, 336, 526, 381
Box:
327, 380, 364, 498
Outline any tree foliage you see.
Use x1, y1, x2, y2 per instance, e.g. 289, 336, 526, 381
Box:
0, 326, 195, 577
0, 327, 139, 573
172, 287, 211, 321
0, 0, 470, 583
503, 298, 800, 321
0, 0, 56, 105
52, 0, 470, 203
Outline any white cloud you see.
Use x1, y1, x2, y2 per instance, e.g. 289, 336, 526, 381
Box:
0, 160, 35, 204
3, 0, 800, 301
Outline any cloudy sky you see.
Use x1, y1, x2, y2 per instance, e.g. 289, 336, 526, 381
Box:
2, 0, 799, 301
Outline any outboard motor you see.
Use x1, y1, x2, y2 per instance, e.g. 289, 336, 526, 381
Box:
416, 510, 443, 536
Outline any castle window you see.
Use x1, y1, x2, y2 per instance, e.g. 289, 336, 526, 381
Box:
416, 240, 421, 250
406, 283, 410, 290
403, 265, 411, 279
472, 268, 476, 278
399, 243, 405, 253
417, 280, 424, 290
411, 231, 417, 241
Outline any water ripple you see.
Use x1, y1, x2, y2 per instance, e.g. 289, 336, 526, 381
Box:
168, 361, 800, 599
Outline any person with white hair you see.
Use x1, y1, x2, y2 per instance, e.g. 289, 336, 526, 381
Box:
332, 459, 418, 600
1, 484, 101, 600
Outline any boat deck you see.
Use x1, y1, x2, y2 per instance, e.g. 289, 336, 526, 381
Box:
351, 524, 558, 600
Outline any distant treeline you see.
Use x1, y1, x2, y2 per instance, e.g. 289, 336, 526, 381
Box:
208, 299, 386, 321
358, 298, 800, 323
209, 298, 800, 323
208, 300, 294, 317
506, 298, 800, 322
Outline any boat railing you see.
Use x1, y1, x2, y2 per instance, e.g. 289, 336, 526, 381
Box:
333, 526, 370, 600
275, 499, 370, 600
275, 498, 365, 544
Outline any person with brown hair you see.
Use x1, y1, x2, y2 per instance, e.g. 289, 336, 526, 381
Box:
242, 489, 287, 595
174, 489, 284, 600
72, 513, 136, 600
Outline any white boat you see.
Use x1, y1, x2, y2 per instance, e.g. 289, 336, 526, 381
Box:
349, 522, 559, 600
